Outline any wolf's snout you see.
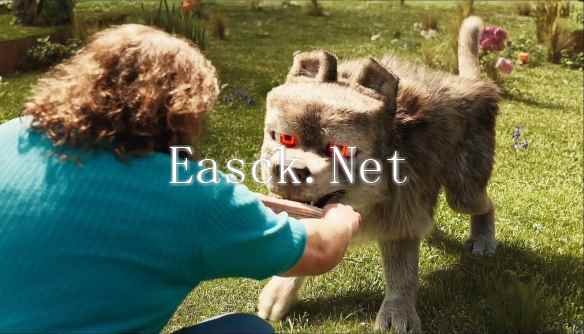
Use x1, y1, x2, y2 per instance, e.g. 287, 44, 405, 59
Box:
272, 163, 312, 183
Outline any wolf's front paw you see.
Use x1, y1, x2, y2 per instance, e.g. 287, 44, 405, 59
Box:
257, 276, 302, 321
374, 296, 421, 334
464, 235, 497, 256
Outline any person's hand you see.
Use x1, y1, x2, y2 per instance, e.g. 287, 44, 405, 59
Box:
322, 203, 361, 235
281, 204, 361, 277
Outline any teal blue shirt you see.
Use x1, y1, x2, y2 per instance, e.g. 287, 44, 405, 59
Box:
0, 117, 306, 333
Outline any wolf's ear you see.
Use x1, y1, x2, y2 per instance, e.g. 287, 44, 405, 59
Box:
286, 50, 338, 83
351, 58, 399, 103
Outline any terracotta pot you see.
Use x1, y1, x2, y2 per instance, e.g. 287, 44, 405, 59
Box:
181, 0, 195, 14
518, 52, 529, 65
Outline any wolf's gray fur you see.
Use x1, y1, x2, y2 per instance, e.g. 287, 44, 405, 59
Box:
257, 16, 499, 333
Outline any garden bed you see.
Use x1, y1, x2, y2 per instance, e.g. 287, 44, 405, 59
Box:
0, 28, 72, 74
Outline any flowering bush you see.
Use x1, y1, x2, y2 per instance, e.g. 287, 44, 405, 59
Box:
504, 32, 546, 67
480, 26, 507, 52
479, 25, 513, 83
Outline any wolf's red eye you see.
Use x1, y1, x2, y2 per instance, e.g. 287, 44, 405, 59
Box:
327, 143, 352, 158
279, 133, 297, 148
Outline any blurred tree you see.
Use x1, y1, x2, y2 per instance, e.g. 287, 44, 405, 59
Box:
36, 0, 75, 25
13, 0, 75, 26
13, 0, 37, 25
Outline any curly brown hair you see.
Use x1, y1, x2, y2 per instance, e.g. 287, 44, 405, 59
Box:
23, 24, 219, 157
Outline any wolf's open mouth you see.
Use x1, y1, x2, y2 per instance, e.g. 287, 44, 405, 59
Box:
305, 190, 346, 209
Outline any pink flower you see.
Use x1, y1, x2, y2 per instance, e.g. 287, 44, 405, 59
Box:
495, 57, 513, 75
480, 26, 507, 52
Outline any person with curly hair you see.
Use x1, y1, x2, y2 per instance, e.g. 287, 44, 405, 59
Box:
0, 25, 360, 333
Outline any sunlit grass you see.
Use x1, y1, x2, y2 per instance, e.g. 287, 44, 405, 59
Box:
0, 1, 582, 333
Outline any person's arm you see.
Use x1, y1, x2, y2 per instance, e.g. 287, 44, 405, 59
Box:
280, 204, 361, 277
193, 170, 360, 281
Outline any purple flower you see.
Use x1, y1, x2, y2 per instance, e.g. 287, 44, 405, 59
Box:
496, 57, 513, 75
480, 26, 508, 52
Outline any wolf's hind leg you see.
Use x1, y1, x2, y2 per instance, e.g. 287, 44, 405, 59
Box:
447, 191, 497, 255
258, 276, 305, 321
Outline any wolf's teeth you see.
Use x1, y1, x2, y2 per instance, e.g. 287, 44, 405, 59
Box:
310, 201, 315, 206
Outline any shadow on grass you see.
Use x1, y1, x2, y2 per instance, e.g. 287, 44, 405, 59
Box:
288, 229, 583, 333
501, 89, 565, 110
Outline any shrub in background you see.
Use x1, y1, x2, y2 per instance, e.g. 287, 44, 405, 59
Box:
141, 0, 207, 49
23, 36, 80, 70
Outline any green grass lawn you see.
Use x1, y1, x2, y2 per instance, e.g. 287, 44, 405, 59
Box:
0, 1, 582, 333
0, 14, 57, 41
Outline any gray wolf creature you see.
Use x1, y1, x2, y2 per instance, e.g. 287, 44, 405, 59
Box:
258, 16, 500, 333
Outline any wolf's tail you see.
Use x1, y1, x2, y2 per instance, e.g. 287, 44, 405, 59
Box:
458, 16, 483, 80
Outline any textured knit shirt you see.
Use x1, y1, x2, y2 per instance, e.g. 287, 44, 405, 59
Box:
0, 117, 306, 333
